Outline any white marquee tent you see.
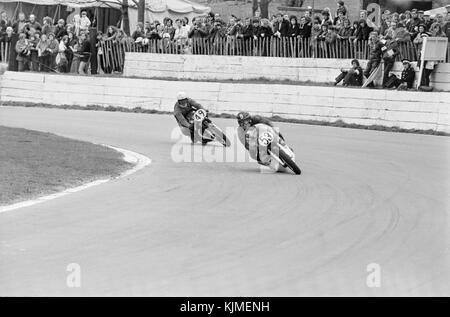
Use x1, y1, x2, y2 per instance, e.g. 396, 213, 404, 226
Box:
0, 0, 211, 31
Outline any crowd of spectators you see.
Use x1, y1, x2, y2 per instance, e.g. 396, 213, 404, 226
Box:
0, 9, 92, 74
121, 2, 450, 51
1, 1, 449, 88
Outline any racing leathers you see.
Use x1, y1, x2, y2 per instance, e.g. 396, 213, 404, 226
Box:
237, 115, 290, 170
174, 98, 210, 143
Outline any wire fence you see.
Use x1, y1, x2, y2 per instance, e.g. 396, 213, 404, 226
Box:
2, 37, 450, 74
97, 37, 450, 74
0, 42, 11, 65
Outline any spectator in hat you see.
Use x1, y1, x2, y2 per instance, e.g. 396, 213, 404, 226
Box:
417, 10, 425, 22
396, 59, 416, 90
384, 59, 415, 90
334, 59, 363, 87
423, 13, 433, 31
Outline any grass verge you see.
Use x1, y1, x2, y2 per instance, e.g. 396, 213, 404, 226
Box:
1, 101, 448, 136
0, 126, 133, 206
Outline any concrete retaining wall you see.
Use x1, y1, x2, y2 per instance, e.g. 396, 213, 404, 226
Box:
123, 53, 450, 92
0, 71, 449, 133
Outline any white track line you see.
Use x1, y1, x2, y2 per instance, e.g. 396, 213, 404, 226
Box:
0, 144, 152, 213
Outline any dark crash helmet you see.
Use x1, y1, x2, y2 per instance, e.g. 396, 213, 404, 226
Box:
237, 111, 251, 126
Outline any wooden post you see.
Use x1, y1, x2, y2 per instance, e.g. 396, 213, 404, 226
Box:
417, 37, 427, 90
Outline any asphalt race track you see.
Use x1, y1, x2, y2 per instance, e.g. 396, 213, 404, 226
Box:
0, 106, 449, 296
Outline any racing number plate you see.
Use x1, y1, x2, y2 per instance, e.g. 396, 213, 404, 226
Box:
258, 131, 274, 146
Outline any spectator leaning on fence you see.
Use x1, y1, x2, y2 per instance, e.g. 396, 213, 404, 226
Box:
3, 3, 449, 80
298, 16, 311, 38
380, 35, 400, 88
174, 19, 189, 45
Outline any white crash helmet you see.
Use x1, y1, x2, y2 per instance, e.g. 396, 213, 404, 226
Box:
177, 91, 188, 101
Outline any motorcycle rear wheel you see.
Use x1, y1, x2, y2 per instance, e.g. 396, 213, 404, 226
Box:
206, 124, 231, 147
278, 147, 301, 175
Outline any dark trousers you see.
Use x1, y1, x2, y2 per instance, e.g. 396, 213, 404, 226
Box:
421, 68, 433, 87
39, 55, 51, 72
17, 58, 30, 72
382, 60, 395, 87
335, 71, 361, 86
30, 51, 39, 71
364, 59, 380, 78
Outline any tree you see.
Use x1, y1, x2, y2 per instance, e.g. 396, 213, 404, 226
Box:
252, 0, 258, 16
260, 0, 272, 18
138, 0, 145, 24
122, 0, 130, 35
